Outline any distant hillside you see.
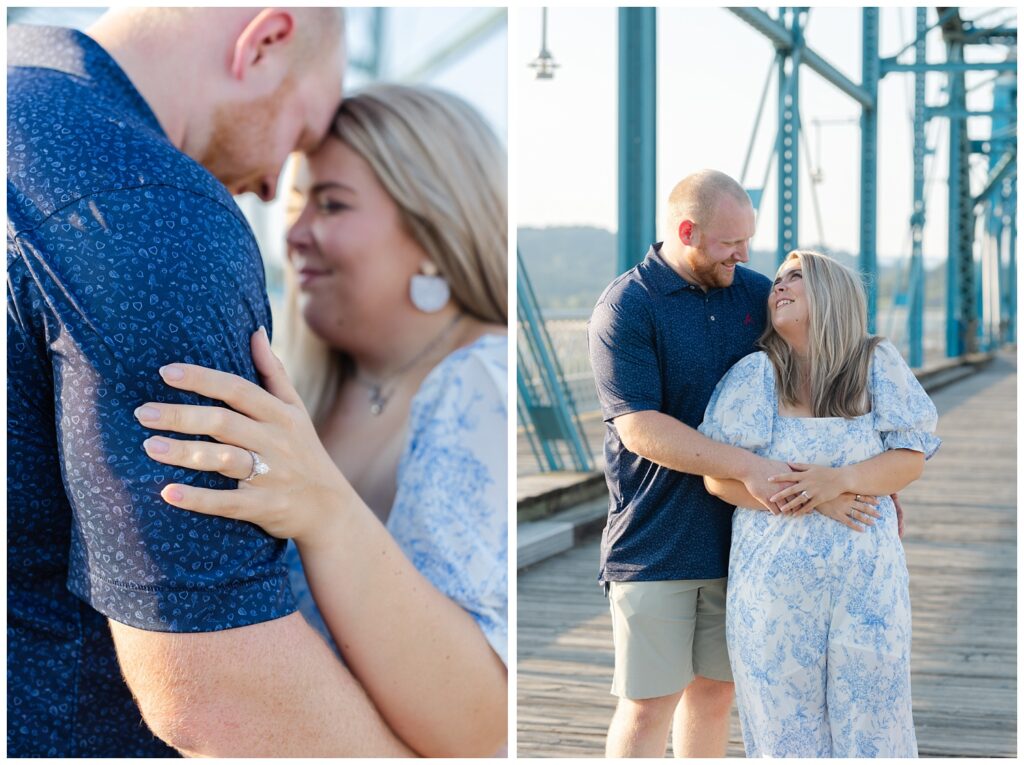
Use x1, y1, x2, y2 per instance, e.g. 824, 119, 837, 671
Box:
518, 226, 617, 312
519, 225, 948, 314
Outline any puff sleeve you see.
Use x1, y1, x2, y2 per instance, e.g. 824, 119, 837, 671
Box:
387, 337, 508, 665
870, 340, 941, 459
698, 351, 775, 454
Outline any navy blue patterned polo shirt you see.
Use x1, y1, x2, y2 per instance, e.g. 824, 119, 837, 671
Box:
588, 243, 772, 582
7, 25, 296, 757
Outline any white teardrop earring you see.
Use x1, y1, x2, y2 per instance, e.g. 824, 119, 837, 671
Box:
410, 262, 450, 313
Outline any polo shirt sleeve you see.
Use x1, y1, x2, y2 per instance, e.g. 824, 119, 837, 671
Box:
587, 289, 662, 422
10, 186, 296, 633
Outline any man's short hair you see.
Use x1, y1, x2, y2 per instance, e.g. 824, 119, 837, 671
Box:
289, 8, 346, 71
130, 8, 345, 71
666, 169, 751, 231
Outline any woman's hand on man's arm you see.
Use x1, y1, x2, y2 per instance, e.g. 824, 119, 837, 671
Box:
137, 329, 507, 757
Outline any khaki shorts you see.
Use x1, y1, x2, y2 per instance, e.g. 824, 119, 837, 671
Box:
608, 578, 733, 700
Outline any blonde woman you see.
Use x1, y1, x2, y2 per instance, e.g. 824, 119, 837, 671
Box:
134, 84, 507, 756
698, 251, 940, 757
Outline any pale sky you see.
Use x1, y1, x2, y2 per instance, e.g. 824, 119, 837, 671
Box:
516, 6, 1016, 264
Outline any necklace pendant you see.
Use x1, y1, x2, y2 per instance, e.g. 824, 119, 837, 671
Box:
368, 385, 387, 416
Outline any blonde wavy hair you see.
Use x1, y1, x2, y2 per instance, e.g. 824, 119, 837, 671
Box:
759, 250, 882, 418
277, 84, 508, 424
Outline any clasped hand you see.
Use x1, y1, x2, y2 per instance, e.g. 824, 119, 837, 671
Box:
768, 462, 847, 513
769, 463, 881, 533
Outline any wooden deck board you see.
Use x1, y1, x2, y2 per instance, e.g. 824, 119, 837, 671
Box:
517, 353, 1017, 758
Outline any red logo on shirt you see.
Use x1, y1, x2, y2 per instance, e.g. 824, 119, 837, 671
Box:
744, 313, 752, 325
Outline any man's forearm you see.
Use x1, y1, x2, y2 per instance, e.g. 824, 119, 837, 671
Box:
618, 410, 759, 480
109, 613, 414, 757
705, 476, 762, 509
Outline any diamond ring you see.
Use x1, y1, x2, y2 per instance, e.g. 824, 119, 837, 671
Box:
243, 449, 270, 482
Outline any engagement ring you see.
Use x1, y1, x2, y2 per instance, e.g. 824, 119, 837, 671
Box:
243, 449, 270, 482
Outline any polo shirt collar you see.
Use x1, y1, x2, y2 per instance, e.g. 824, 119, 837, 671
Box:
8, 24, 165, 137
644, 242, 704, 295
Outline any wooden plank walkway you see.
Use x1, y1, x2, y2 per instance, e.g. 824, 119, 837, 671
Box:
517, 352, 1017, 758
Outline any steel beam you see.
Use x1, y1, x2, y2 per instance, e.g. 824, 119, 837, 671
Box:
956, 27, 1018, 45
974, 150, 1017, 208
517, 249, 593, 471
1009, 190, 1017, 343
728, 7, 874, 108
516, 358, 562, 470
368, 8, 384, 78
945, 41, 962, 356
860, 8, 880, 332
617, 8, 657, 274
945, 38, 978, 356
728, 6, 791, 48
776, 8, 803, 263
990, 75, 1017, 345
926, 107, 1016, 120
908, 7, 927, 367
881, 59, 1018, 75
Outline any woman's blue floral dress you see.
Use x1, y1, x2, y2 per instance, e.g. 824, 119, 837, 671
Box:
698, 340, 940, 758
287, 334, 508, 665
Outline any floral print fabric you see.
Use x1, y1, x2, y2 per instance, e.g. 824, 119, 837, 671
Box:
699, 341, 940, 757
387, 334, 508, 664
289, 335, 509, 665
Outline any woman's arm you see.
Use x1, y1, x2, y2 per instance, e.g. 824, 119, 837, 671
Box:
138, 330, 506, 757
704, 476, 772, 511
839, 449, 925, 496
299, 497, 507, 758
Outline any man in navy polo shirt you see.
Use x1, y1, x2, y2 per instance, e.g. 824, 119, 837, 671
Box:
8, 8, 412, 757
589, 170, 792, 757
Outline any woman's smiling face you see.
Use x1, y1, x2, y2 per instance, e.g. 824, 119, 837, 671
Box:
284, 138, 428, 348
769, 256, 810, 341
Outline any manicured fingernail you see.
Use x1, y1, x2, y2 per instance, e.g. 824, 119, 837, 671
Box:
259, 325, 268, 339
134, 406, 160, 422
164, 486, 184, 502
144, 437, 169, 454
160, 364, 184, 381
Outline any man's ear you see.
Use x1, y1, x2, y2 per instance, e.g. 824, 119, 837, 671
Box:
678, 219, 698, 247
229, 9, 296, 81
